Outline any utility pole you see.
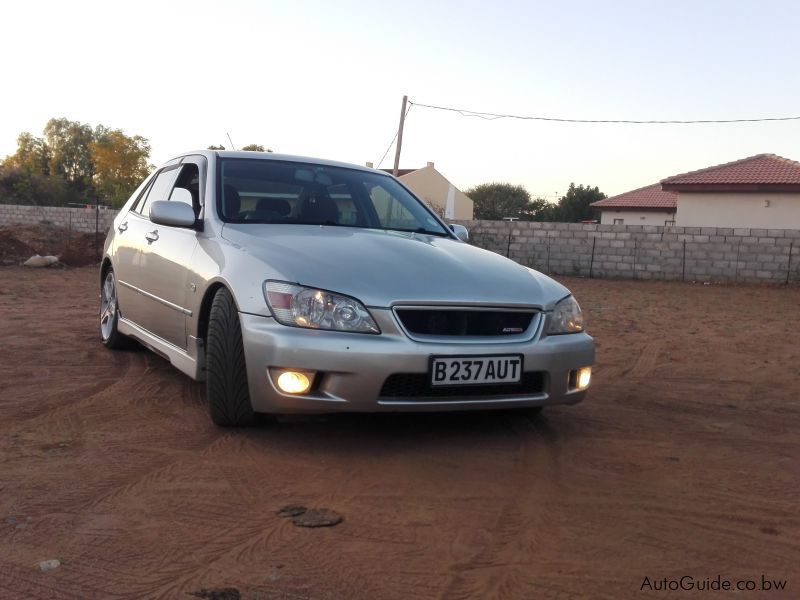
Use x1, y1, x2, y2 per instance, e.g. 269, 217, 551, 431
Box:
392, 95, 408, 176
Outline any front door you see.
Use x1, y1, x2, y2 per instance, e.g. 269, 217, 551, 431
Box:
134, 161, 203, 349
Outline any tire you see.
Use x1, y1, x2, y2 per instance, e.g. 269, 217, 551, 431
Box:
100, 267, 134, 349
205, 287, 256, 427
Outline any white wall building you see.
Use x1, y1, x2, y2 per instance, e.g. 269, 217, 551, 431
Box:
590, 184, 677, 226
593, 154, 800, 229
662, 154, 800, 229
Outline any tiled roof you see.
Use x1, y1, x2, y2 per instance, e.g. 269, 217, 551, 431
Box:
590, 183, 677, 210
661, 153, 800, 186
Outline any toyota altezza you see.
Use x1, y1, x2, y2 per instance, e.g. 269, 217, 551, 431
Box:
100, 151, 594, 426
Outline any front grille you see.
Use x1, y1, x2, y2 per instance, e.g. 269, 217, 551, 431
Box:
395, 308, 536, 337
379, 372, 545, 400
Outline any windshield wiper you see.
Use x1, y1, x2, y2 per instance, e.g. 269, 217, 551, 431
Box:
383, 227, 450, 237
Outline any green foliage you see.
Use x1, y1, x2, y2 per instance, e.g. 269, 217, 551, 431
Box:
465, 181, 605, 222
548, 183, 605, 222
466, 182, 550, 221
0, 165, 70, 206
4, 133, 51, 175
207, 145, 226, 150
91, 127, 152, 207
241, 143, 264, 152
0, 118, 153, 207
43, 118, 95, 192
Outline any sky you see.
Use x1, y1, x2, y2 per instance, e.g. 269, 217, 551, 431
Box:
2, 0, 800, 199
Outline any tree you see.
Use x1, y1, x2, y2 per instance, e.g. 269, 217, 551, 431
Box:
466, 182, 550, 221
531, 201, 558, 222
0, 164, 70, 206
91, 127, 153, 207
4, 132, 51, 175
43, 118, 95, 193
466, 183, 530, 220
208, 143, 273, 152
1, 117, 153, 207
547, 183, 605, 222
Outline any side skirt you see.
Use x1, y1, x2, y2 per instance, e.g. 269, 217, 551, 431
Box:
118, 317, 205, 381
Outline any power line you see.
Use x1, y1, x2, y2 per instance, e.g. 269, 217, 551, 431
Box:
376, 103, 413, 168
409, 100, 800, 125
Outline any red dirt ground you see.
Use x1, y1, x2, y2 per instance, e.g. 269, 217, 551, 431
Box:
0, 267, 798, 599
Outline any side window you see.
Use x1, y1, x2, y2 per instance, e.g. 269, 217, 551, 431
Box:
138, 167, 181, 218
130, 176, 155, 214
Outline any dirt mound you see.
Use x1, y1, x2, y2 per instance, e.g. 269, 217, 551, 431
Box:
0, 224, 100, 267
0, 231, 35, 266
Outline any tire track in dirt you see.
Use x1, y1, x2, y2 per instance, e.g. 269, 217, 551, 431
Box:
620, 340, 661, 378
3, 268, 799, 599
436, 415, 572, 600
7, 351, 138, 429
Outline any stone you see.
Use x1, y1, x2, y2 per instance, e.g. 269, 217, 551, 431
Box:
277, 505, 307, 517
39, 559, 61, 572
291, 508, 343, 528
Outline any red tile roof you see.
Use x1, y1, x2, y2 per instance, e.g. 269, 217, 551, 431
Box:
590, 183, 677, 210
661, 153, 800, 188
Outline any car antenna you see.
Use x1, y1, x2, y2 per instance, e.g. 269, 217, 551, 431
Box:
226, 132, 237, 151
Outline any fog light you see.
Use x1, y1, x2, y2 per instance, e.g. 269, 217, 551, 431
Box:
576, 367, 591, 390
276, 371, 312, 394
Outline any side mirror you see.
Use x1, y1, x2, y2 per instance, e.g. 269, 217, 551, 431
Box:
449, 223, 469, 242
149, 200, 196, 228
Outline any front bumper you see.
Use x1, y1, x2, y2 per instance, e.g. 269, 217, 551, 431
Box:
239, 309, 594, 414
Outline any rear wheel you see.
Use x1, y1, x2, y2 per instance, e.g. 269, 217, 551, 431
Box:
100, 268, 133, 349
205, 287, 256, 427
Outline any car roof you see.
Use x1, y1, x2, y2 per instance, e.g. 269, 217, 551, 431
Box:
166, 150, 382, 175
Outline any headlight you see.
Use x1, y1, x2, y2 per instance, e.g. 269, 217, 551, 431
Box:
264, 281, 380, 334
547, 295, 584, 334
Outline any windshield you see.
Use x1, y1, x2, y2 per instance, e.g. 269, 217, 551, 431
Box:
217, 158, 449, 236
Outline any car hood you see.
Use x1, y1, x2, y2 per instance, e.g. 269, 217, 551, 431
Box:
221, 224, 569, 309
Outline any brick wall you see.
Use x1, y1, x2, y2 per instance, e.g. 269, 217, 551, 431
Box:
2, 205, 797, 283
0, 204, 119, 234
452, 220, 800, 283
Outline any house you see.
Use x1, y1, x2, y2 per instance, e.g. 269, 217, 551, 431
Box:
591, 154, 800, 228
372, 161, 474, 219
589, 183, 677, 226
661, 154, 800, 228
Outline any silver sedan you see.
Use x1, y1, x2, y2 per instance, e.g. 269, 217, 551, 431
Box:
100, 151, 594, 426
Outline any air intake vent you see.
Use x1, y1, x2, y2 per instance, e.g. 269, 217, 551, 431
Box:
380, 372, 545, 399
395, 308, 536, 337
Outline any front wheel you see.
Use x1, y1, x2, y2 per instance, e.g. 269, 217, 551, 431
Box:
100, 268, 133, 349
205, 288, 257, 427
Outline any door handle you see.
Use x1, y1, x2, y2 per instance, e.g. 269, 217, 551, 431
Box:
145, 230, 159, 243
117, 222, 128, 233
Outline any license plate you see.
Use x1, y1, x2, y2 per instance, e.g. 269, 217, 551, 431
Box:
430, 355, 523, 386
